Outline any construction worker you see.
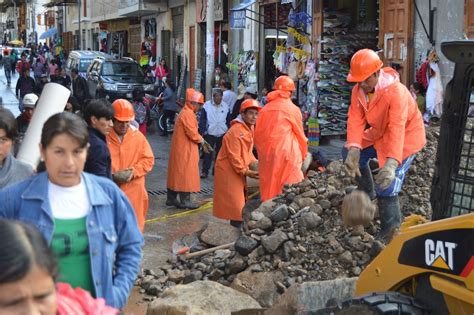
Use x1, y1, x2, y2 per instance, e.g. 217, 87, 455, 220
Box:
343, 48, 426, 241
254, 75, 308, 201
107, 99, 155, 232
167, 89, 212, 209
213, 99, 261, 228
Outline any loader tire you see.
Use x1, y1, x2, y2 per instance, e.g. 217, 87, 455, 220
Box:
335, 292, 430, 315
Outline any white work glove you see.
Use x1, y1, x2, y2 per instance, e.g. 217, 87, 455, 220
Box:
344, 147, 361, 177
374, 158, 398, 190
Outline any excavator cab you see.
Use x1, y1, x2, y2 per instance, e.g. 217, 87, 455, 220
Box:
335, 41, 474, 314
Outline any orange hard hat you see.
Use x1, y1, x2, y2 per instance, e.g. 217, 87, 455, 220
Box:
240, 99, 261, 113
347, 48, 383, 82
191, 91, 205, 104
185, 88, 196, 103
273, 75, 296, 91
112, 99, 135, 121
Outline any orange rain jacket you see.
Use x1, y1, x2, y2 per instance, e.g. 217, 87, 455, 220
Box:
213, 118, 257, 221
167, 102, 203, 193
346, 67, 426, 167
107, 126, 155, 232
254, 90, 308, 201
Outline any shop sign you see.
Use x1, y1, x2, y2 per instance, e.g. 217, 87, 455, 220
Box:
230, 10, 246, 29
99, 22, 108, 30
281, 0, 293, 4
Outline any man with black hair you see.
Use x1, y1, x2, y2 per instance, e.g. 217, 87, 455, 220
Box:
220, 79, 237, 113
15, 68, 35, 111
83, 99, 115, 178
71, 68, 90, 112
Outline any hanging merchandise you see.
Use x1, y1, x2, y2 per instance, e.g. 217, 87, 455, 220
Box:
425, 62, 443, 117
226, 50, 258, 88
308, 117, 320, 149
317, 8, 378, 136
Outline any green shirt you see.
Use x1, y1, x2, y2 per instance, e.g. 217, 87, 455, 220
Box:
51, 217, 95, 296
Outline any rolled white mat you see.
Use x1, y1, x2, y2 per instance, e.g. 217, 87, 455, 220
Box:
17, 83, 71, 168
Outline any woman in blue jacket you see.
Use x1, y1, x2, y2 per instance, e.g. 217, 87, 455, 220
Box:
0, 112, 143, 309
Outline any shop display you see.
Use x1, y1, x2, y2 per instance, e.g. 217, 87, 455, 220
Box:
317, 8, 378, 136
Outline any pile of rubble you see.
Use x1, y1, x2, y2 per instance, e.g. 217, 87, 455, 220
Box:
137, 127, 439, 302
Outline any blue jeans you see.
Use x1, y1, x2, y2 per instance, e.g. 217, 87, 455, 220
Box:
342, 146, 415, 197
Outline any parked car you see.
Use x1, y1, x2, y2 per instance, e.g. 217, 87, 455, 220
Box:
86, 57, 154, 101
65, 50, 112, 78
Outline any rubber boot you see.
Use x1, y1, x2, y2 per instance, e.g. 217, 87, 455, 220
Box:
166, 189, 180, 207
377, 196, 401, 242
356, 165, 376, 200
178, 192, 199, 209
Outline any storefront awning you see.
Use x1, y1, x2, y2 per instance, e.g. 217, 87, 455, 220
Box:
230, 0, 256, 11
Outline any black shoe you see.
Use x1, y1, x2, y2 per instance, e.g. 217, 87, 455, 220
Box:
200, 172, 208, 179
178, 192, 199, 209
165, 189, 180, 207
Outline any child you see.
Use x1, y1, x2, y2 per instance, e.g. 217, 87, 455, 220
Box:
410, 82, 425, 114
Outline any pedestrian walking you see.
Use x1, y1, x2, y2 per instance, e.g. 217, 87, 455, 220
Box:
167, 89, 212, 209
83, 99, 114, 179
32, 57, 47, 82
158, 79, 179, 136
220, 79, 237, 112
107, 99, 155, 232
198, 88, 230, 178
2, 48, 12, 85
154, 58, 169, 93
213, 99, 261, 228
16, 53, 30, 74
254, 75, 308, 201
343, 48, 426, 241
15, 68, 36, 111
0, 112, 143, 308
71, 68, 90, 112
0, 107, 33, 189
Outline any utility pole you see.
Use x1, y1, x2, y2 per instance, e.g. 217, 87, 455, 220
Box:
32, 0, 36, 44
11, 0, 17, 40
78, 0, 81, 49
205, 0, 215, 99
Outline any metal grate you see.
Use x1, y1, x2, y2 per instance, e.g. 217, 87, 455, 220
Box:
447, 78, 474, 216
148, 187, 214, 196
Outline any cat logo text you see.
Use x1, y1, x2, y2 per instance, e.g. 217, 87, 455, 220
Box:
425, 239, 457, 270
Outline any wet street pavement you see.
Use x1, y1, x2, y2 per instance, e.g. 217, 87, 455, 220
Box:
0, 66, 21, 117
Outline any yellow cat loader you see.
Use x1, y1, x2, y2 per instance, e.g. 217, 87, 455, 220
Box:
334, 41, 474, 314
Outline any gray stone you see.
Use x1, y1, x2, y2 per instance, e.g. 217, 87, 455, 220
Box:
256, 199, 277, 217
232, 270, 284, 308
146, 280, 261, 315
228, 253, 247, 274
297, 197, 315, 209
209, 269, 225, 281
270, 204, 290, 222
339, 251, 353, 266
235, 235, 259, 256
251, 211, 265, 221
168, 269, 185, 283
301, 189, 317, 198
298, 212, 322, 230
200, 222, 241, 246
146, 284, 162, 296
310, 204, 324, 215
317, 199, 332, 209
182, 271, 203, 284
261, 229, 288, 253
254, 217, 273, 230
267, 278, 357, 314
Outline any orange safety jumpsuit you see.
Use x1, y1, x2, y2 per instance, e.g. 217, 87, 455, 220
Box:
167, 102, 202, 192
213, 117, 257, 221
346, 67, 426, 167
254, 90, 308, 201
107, 126, 155, 232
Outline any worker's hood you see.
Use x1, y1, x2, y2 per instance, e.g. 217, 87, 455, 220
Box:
267, 90, 292, 102
375, 67, 400, 92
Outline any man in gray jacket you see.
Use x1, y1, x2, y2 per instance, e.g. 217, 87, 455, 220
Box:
158, 78, 179, 136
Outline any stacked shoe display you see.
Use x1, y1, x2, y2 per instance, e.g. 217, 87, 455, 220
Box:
317, 8, 379, 136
